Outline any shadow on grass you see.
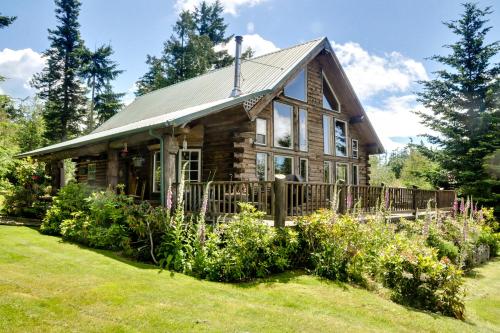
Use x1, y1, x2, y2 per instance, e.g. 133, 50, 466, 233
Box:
464, 257, 499, 279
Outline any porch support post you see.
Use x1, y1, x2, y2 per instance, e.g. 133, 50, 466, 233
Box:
162, 134, 179, 207
50, 160, 63, 195
106, 149, 119, 189
274, 175, 286, 228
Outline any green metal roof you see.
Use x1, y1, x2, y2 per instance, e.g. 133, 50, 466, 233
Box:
19, 36, 385, 157
19, 38, 325, 157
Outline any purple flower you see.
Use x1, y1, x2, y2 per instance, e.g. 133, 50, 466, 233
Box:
384, 189, 390, 209
346, 190, 353, 211
452, 196, 458, 217
166, 185, 173, 210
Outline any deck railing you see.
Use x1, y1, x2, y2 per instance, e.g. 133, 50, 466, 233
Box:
175, 180, 456, 226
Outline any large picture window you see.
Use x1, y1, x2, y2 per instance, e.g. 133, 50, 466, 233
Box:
299, 158, 308, 181
274, 155, 293, 176
153, 152, 161, 192
284, 68, 306, 101
323, 114, 332, 155
273, 102, 293, 149
336, 163, 348, 184
352, 164, 359, 185
322, 72, 340, 112
299, 108, 308, 151
255, 118, 267, 145
179, 149, 201, 182
324, 161, 332, 183
256, 152, 267, 181
335, 119, 347, 157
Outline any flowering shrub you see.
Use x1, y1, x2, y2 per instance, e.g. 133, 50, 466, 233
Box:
40, 182, 92, 234
380, 236, 465, 319
2, 157, 49, 218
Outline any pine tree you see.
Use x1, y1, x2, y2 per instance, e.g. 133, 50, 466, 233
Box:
79, 44, 123, 131
416, 3, 500, 209
0, 13, 16, 29
31, 0, 87, 142
136, 1, 232, 95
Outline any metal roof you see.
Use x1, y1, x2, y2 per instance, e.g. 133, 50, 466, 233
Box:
19, 37, 324, 157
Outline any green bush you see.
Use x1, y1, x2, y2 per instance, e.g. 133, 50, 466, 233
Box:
296, 210, 392, 287
40, 182, 92, 234
426, 229, 460, 263
380, 236, 465, 319
3, 158, 49, 218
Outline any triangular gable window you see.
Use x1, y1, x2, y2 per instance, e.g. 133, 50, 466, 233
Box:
322, 72, 340, 112
284, 68, 306, 101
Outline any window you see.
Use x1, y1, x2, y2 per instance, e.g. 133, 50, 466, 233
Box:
87, 163, 96, 182
299, 108, 308, 151
323, 114, 333, 155
322, 72, 340, 112
299, 158, 308, 181
256, 153, 267, 181
335, 119, 347, 157
153, 152, 161, 192
336, 163, 348, 184
274, 155, 293, 176
255, 118, 267, 145
352, 139, 359, 159
273, 102, 293, 149
324, 161, 332, 183
352, 164, 359, 185
284, 68, 306, 101
179, 149, 201, 182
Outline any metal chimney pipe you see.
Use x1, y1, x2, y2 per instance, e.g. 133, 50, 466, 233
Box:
231, 35, 243, 97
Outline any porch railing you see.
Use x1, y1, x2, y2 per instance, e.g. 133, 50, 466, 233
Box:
175, 180, 456, 226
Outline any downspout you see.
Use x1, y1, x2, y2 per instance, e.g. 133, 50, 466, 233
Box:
149, 128, 165, 206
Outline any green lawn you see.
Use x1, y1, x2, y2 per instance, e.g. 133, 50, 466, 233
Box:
0, 226, 499, 332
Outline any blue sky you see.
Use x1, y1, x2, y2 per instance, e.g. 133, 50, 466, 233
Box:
0, 0, 499, 151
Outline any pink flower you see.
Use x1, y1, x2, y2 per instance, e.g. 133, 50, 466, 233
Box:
452, 196, 458, 217
384, 189, 390, 209
346, 191, 353, 211
460, 197, 465, 214
166, 185, 173, 210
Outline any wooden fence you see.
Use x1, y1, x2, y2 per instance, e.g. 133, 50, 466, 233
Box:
176, 180, 456, 226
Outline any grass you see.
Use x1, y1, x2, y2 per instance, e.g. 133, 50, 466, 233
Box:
0, 226, 499, 332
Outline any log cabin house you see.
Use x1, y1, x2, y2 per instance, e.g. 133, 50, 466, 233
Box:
20, 36, 386, 210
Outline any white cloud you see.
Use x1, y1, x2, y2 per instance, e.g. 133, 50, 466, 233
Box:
216, 34, 279, 57
246, 21, 255, 34
365, 95, 432, 152
0, 48, 45, 99
175, 0, 267, 16
330, 41, 428, 101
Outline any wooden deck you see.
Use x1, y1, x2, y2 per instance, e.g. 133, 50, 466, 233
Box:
177, 181, 455, 225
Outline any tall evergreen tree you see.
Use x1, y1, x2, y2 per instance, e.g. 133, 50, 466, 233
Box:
79, 44, 124, 131
0, 13, 16, 29
136, 1, 232, 95
31, 0, 87, 142
416, 3, 500, 210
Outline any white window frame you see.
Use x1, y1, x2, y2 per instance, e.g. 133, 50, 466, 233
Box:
256, 152, 268, 181
336, 162, 349, 184
284, 68, 307, 102
299, 108, 308, 152
255, 118, 267, 146
273, 101, 294, 150
273, 155, 294, 176
351, 139, 359, 159
322, 71, 341, 113
324, 161, 333, 183
352, 164, 359, 185
152, 151, 161, 192
299, 158, 309, 181
334, 119, 348, 157
178, 149, 201, 182
323, 114, 333, 155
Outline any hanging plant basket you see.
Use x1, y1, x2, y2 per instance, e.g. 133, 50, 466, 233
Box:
132, 156, 145, 167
